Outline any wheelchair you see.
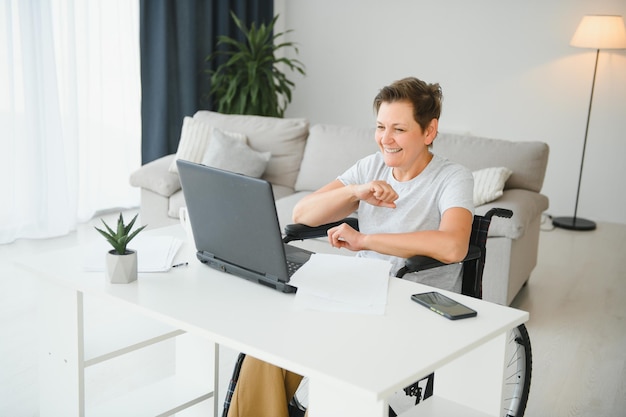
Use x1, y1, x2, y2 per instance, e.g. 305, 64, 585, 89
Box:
223, 208, 532, 417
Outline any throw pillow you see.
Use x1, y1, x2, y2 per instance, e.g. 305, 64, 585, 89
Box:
192, 111, 309, 189
472, 167, 513, 206
201, 128, 271, 178
168, 117, 246, 173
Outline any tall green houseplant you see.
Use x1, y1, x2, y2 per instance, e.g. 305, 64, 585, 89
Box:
206, 11, 305, 118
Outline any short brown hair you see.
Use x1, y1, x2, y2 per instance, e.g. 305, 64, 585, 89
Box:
373, 77, 443, 132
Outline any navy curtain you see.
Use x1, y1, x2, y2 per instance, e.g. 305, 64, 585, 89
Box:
139, 0, 273, 164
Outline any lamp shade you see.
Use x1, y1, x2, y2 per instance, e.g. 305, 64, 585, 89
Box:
570, 15, 626, 49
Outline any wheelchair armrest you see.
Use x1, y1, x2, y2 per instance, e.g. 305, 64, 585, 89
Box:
283, 217, 359, 242
485, 207, 513, 220
397, 245, 481, 277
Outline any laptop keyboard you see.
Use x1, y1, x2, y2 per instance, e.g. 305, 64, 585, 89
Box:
287, 260, 303, 277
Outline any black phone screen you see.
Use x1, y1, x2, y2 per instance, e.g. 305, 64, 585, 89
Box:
411, 291, 477, 320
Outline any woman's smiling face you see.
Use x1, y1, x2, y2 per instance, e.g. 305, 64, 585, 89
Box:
375, 100, 435, 181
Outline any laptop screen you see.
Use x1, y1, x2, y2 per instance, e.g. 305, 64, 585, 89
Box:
176, 160, 293, 284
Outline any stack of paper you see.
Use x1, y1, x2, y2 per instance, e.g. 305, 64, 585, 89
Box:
83, 235, 183, 272
289, 253, 391, 315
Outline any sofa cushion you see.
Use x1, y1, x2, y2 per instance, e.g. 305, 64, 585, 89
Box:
169, 117, 247, 174
168, 190, 186, 219
295, 124, 378, 191
434, 133, 549, 193
201, 128, 271, 178
129, 154, 181, 197
473, 167, 513, 206
193, 111, 309, 189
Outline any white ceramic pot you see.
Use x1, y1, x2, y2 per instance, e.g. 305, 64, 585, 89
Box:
105, 250, 138, 284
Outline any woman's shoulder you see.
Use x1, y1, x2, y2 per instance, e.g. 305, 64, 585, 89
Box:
354, 151, 385, 171
339, 151, 387, 184
431, 154, 472, 176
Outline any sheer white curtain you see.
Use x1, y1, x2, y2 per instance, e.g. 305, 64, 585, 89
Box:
0, 0, 141, 244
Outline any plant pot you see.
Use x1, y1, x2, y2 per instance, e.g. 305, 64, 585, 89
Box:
105, 249, 138, 284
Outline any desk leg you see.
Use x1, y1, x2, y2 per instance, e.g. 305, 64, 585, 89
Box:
37, 280, 85, 417
307, 379, 387, 417
175, 333, 219, 416
435, 332, 506, 415
214, 343, 220, 417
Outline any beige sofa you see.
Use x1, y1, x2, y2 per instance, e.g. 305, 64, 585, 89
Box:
130, 111, 549, 305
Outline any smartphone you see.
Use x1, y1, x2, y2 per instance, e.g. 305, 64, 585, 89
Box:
411, 291, 477, 320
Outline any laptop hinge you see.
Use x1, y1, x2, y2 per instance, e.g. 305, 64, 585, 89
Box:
196, 250, 295, 292
197, 250, 216, 261
197, 251, 283, 281
265, 273, 282, 282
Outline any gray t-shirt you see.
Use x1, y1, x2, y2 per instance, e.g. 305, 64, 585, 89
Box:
337, 152, 474, 292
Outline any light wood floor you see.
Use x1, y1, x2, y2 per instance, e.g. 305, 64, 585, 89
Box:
510, 219, 626, 416
1, 212, 625, 416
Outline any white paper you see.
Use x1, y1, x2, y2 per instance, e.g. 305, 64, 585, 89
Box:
289, 254, 391, 315
83, 235, 183, 272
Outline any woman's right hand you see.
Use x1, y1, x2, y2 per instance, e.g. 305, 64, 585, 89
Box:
353, 181, 398, 208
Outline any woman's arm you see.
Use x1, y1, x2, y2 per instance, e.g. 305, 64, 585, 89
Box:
327, 207, 473, 264
292, 179, 399, 227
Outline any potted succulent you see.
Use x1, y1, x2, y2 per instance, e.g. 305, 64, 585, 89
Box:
205, 11, 305, 117
95, 213, 147, 284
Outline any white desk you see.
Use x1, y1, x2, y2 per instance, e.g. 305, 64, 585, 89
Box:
19, 225, 528, 417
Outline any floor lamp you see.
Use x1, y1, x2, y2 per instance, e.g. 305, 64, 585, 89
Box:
552, 15, 626, 231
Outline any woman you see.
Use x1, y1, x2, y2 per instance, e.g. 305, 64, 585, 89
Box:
227, 76, 474, 417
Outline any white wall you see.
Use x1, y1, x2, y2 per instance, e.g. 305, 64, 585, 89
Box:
277, 0, 626, 225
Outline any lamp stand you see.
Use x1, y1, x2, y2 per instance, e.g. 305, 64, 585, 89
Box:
553, 49, 599, 231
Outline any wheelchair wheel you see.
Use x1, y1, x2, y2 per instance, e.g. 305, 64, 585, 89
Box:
502, 323, 532, 417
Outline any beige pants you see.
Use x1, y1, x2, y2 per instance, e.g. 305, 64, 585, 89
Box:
227, 355, 307, 417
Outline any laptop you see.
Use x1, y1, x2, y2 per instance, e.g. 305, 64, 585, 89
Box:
176, 159, 313, 293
